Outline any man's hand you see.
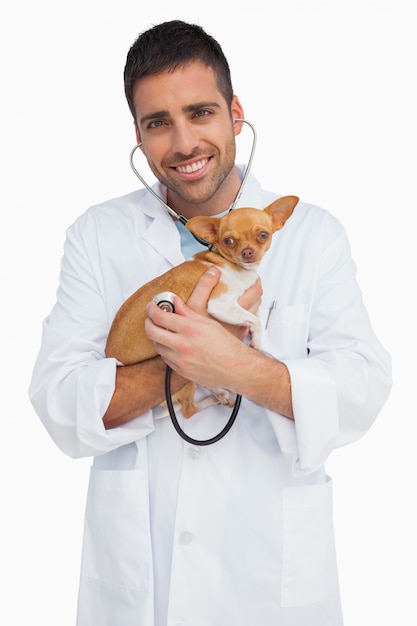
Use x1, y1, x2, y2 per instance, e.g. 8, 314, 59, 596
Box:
144, 266, 263, 385
186, 266, 263, 339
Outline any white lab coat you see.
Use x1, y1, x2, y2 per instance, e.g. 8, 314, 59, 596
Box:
29, 171, 392, 626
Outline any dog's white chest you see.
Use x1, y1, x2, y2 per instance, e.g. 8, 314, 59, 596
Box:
207, 265, 261, 346
217, 264, 258, 299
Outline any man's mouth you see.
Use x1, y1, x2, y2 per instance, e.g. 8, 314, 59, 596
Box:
175, 158, 209, 174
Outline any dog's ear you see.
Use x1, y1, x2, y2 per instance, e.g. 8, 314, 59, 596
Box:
186, 216, 221, 243
264, 196, 299, 231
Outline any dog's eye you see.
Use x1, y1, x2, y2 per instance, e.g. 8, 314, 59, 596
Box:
257, 231, 269, 242
223, 237, 236, 247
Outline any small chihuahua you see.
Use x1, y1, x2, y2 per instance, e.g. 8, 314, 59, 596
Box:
106, 195, 298, 417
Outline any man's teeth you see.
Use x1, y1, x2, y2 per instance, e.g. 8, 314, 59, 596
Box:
176, 159, 208, 173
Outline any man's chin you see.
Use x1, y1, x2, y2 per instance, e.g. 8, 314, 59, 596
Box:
166, 183, 218, 208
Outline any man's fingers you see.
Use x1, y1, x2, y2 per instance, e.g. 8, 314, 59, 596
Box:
186, 266, 220, 314
238, 278, 263, 314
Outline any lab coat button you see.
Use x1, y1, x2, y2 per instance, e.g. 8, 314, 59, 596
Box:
178, 531, 194, 545
187, 446, 201, 460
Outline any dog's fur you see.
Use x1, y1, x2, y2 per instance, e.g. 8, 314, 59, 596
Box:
105, 195, 298, 417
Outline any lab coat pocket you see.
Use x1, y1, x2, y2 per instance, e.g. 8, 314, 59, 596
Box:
80, 467, 151, 593
260, 303, 309, 359
281, 476, 339, 607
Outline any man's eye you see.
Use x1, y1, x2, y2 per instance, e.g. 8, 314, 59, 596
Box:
148, 120, 165, 129
195, 109, 211, 118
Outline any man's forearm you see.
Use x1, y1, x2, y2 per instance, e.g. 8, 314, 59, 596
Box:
103, 356, 187, 429
222, 344, 294, 419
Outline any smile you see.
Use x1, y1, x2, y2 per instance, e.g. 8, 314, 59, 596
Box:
175, 158, 209, 174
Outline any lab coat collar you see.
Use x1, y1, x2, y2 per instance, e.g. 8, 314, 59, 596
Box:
232, 165, 264, 210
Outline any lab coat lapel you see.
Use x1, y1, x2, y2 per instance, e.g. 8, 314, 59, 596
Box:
137, 184, 184, 267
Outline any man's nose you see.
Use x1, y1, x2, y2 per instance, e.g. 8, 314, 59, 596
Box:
172, 122, 199, 156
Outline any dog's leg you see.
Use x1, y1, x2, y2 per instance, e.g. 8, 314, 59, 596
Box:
171, 382, 221, 418
171, 382, 199, 419
247, 317, 262, 349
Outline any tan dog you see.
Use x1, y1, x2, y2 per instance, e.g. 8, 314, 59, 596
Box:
106, 195, 298, 417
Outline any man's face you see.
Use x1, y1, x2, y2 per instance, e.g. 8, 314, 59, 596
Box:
133, 61, 244, 213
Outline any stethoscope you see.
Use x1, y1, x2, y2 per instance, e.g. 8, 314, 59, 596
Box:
129, 118, 257, 445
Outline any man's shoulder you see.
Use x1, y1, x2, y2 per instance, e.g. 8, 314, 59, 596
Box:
69, 188, 149, 231
86, 188, 147, 217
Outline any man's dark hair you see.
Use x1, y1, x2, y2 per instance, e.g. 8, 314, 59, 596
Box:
124, 20, 234, 122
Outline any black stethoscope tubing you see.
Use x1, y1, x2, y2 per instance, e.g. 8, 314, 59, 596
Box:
164, 365, 242, 446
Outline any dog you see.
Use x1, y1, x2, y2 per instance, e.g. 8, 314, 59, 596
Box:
105, 195, 298, 417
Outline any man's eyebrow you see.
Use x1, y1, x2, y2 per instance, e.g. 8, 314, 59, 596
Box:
183, 101, 221, 114
139, 102, 221, 125
139, 110, 169, 125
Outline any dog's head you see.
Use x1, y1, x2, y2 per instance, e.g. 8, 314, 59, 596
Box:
186, 195, 299, 269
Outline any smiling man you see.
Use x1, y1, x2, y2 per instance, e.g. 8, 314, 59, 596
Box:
29, 20, 392, 626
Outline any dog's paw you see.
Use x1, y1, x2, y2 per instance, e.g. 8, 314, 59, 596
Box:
248, 326, 261, 349
208, 387, 237, 407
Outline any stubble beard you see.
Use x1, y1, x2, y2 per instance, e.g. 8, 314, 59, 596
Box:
151, 138, 237, 208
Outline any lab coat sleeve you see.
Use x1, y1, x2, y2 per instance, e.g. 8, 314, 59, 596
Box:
29, 214, 155, 459
267, 218, 392, 475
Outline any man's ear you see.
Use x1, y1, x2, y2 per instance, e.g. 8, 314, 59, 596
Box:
134, 121, 142, 145
231, 95, 245, 137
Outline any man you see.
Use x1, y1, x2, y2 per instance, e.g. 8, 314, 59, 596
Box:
29, 20, 392, 626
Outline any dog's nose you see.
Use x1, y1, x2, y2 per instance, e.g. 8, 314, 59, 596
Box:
242, 247, 255, 260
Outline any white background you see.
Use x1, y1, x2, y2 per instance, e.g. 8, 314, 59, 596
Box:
1, 1, 415, 624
